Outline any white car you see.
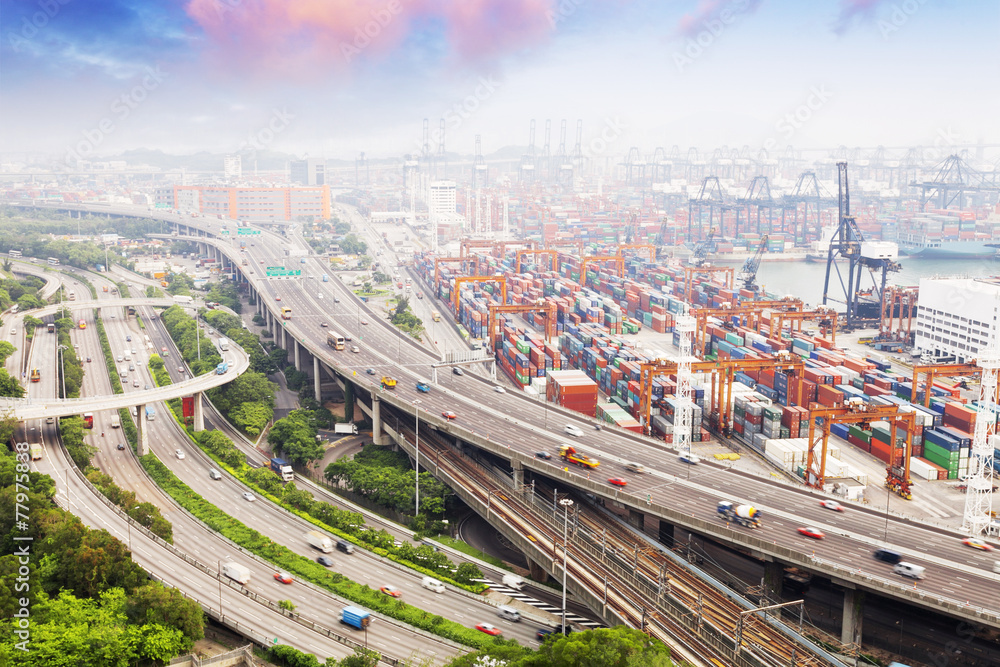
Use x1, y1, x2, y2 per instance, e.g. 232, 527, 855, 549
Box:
678, 452, 700, 465
175, 449, 185, 460
493, 386, 506, 393
564, 425, 583, 437
242, 492, 256, 502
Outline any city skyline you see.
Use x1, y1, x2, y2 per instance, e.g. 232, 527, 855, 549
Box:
2, 0, 998, 162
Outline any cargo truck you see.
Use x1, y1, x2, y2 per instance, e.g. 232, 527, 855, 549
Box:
341, 606, 371, 630
270, 457, 293, 482
111, 414, 121, 429
173, 295, 193, 304
216, 361, 229, 375
218, 338, 230, 351
558, 445, 600, 469
29, 443, 43, 461
305, 530, 333, 553
501, 574, 524, 591
222, 561, 251, 584
717, 500, 762, 529
334, 423, 359, 435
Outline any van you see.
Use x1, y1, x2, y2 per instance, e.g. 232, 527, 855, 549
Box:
421, 577, 445, 593
336, 539, 354, 554
624, 462, 646, 474
873, 548, 902, 565
497, 605, 521, 622
893, 562, 925, 579
993, 561, 1000, 575
208, 469, 222, 480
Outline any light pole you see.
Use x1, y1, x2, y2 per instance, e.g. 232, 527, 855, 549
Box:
218, 559, 224, 617
559, 497, 573, 636
57, 345, 67, 399
413, 399, 421, 515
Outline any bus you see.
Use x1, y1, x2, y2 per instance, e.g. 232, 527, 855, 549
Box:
47, 257, 60, 266
431, 310, 441, 322
30, 368, 40, 382
82, 413, 94, 429
78, 319, 86, 329
29, 443, 43, 461
8, 250, 22, 258
326, 331, 345, 351
281, 307, 292, 320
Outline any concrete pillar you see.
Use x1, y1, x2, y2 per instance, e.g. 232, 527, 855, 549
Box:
294, 338, 301, 371
841, 587, 865, 646
136, 404, 149, 456
512, 460, 524, 488
762, 560, 784, 603
372, 392, 383, 445
192, 392, 205, 432
526, 558, 548, 583
313, 356, 321, 402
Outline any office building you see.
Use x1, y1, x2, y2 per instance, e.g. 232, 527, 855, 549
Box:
223, 154, 242, 179
914, 277, 1000, 363
290, 158, 325, 186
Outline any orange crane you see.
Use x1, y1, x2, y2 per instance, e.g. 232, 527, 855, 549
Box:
487, 301, 557, 349
766, 307, 839, 346
616, 244, 656, 263
805, 401, 914, 499
910, 362, 982, 407
580, 255, 626, 281
691, 299, 803, 357
433, 257, 469, 286
459, 239, 499, 258
879, 285, 918, 343
452, 276, 507, 317
515, 249, 559, 273
683, 266, 734, 303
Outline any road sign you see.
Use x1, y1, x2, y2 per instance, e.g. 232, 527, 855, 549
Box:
237, 228, 261, 236
220, 230, 230, 235
266, 266, 284, 271
265, 269, 302, 277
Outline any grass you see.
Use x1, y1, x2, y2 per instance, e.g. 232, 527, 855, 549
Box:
435, 536, 513, 572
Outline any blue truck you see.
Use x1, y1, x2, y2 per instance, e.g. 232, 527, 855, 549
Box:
216, 361, 229, 375
269, 457, 293, 482
322, 273, 329, 282
341, 606, 371, 629
145, 406, 155, 421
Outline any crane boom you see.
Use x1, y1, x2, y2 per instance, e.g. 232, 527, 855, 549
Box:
737, 235, 768, 290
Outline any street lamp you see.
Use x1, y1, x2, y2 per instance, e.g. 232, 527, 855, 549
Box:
57, 345, 68, 399
217, 559, 224, 618
413, 399, 421, 515
559, 497, 574, 636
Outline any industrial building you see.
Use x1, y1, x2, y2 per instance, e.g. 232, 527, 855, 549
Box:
290, 158, 325, 186
168, 185, 330, 221
914, 276, 1000, 363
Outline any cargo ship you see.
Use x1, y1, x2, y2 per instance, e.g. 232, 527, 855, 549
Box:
897, 212, 999, 259
897, 237, 997, 259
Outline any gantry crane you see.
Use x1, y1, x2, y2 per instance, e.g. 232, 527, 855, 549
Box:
580, 255, 626, 282
516, 249, 558, 273
910, 362, 982, 407
459, 239, 498, 258
434, 257, 469, 286
689, 228, 717, 268
616, 243, 657, 263
766, 307, 838, 347
691, 299, 804, 357
737, 235, 768, 291
878, 285, 918, 344
806, 401, 914, 498
487, 301, 557, 350
963, 344, 998, 535
683, 266, 734, 304
452, 276, 507, 317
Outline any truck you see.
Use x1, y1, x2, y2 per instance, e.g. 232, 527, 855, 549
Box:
102, 285, 109, 293
222, 561, 251, 585
216, 361, 229, 375
145, 406, 156, 421
717, 500, 762, 529
341, 606, 371, 630
281, 307, 292, 320
558, 445, 600, 469
46, 323, 54, 333
111, 413, 121, 429
29, 443, 43, 461
305, 530, 333, 553
173, 295, 193, 304
322, 273, 329, 282
218, 338, 230, 351
501, 574, 524, 591
270, 457, 294, 482
120, 366, 129, 380
334, 423, 359, 435
30, 368, 40, 382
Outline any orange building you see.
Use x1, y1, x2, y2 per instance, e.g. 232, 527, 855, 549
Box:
171, 185, 330, 220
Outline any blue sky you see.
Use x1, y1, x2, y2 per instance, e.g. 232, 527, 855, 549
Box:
1, 0, 997, 162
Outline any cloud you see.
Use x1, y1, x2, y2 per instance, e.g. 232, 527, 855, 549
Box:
831, 0, 888, 35
673, 0, 762, 39
183, 0, 561, 77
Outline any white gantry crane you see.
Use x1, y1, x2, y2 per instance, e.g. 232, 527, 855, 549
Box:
674, 312, 696, 456
962, 341, 998, 535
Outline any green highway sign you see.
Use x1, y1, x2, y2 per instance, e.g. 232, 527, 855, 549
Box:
220, 229, 231, 235
266, 269, 302, 277
237, 228, 261, 236
266, 266, 284, 271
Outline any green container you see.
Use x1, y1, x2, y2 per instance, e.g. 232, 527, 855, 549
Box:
872, 427, 891, 444
849, 425, 872, 444
516, 339, 530, 354
924, 440, 959, 463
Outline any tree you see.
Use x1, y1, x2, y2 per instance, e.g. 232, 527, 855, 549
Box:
231, 402, 272, 436
0, 369, 25, 398
268, 409, 323, 466
0, 340, 14, 364
124, 583, 205, 649
533, 627, 672, 667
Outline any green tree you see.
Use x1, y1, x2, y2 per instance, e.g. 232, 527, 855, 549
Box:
268, 409, 323, 466
0, 340, 14, 364
124, 583, 205, 649
230, 402, 272, 436
0, 369, 25, 398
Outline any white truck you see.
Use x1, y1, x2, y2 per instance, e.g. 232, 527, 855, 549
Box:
334, 423, 359, 435
218, 338, 230, 351
501, 574, 524, 591
222, 561, 251, 584
173, 294, 193, 304
111, 414, 121, 429
305, 530, 333, 553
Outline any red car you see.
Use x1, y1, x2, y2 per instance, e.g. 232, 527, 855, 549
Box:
608, 477, 627, 488
962, 537, 994, 551
380, 585, 402, 598
797, 526, 825, 540
476, 623, 502, 636
441, 411, 457, 420
275, 296, 281, 301
273, 571, 293, 584
819, 499, 844, 512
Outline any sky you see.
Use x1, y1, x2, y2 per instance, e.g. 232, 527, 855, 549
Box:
1, 0, 998, 164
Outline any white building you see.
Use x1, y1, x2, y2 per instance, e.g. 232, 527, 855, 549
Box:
428, 180, 457, 222
224, 154, 242, 180
914, 277, 1000, 363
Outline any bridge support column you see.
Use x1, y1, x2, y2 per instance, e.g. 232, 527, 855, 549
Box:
280, 323, 286, 350
841, 587, 865, 646
294, 338, 301, 371
135, 404, 149, 456
371, 392, 383, 445
526, 558, 548, 583
192, 392, 205, 432
762, 560, 784, 603
313, 357, 321, 402
512, 460, 524, 489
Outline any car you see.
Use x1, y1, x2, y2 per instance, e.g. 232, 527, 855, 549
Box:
797, 526, 825, 540
678, 452, 700, 465
273, 571, 294, 584
962, 537, 994, 551
416, 382, 430, 393
536, 627, 556, 640
242, 492, 256, 502
321, 322, 328, 327
820, 499, 845, 512
175, 449, 185, 460
144, 384, 150, 390
133, 379, 140, 387
86, 357, 91, 363
608, 477, 628, 487
117, 443, 126, 451
131, 348, 136, 355
441, 411, 457, 420
126, 336, 132, 342
259, 260, 264, 264
177, 366, 185, 373
351, 345, 360, 353
317, 555, 334, 567
275, 296, 281, 302
452, 367, 464, 376
334, 297, 340, 303
493, 385, 506, 393
564, 425, 583, 437
379, 585, 402, 598
476, 623, 502, 637
360, 319, 368, 325
366, 368, 376, 375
